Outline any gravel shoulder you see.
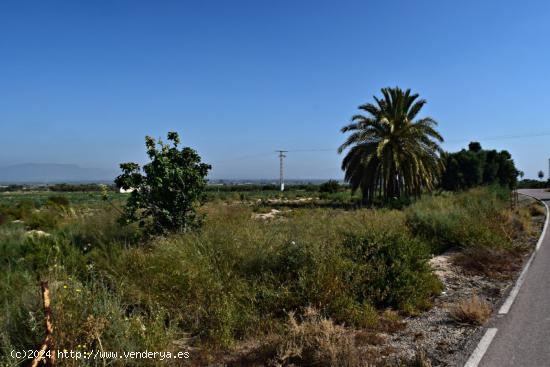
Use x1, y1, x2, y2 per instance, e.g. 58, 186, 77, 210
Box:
374, 195, 545, 366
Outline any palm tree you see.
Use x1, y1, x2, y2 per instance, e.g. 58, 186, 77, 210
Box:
338, 87, 444, 204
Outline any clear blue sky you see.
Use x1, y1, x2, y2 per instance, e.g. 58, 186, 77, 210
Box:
1, 0, 549, 180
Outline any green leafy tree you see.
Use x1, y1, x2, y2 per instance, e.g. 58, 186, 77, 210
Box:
338, 87, 444, 203
115, 132, 211, 234
539, 170, 545, 180
441, 143, 518, 190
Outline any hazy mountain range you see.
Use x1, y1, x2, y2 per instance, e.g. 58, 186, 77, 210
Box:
0, 163, 338, 185
0, 163, 116, 183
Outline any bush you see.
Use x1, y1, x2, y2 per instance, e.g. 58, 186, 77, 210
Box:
450, 294, 492, 325
342, 231, 442, 314
529, 202, 546, 217
319, 180, 341, 194
46, 195, 70, 207
25, 209, 63, 231
273, 308, 361, 367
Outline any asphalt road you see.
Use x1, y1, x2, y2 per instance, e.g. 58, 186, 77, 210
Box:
477, 189, 550, 367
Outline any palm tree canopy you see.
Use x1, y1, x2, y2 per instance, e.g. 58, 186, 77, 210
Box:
339, 87, 444, 202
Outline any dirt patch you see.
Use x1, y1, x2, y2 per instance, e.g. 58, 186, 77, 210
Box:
429, 251, 458, 281
252, 209, 292, 220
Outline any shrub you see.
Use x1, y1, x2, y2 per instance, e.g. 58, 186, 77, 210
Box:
319, 180, 341, 194
115, 131, 211, 234
342, 231, 442, 314
273, 308, 361, 367
450, 294, 492, 325
3, 199, 37, 220
46, 195, 70, 207
529, 202, 546, 217
25, 209, 63, 231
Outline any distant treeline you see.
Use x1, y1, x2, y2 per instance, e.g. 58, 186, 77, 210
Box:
0, 183, 117, 192
0, 182, 346, 193
49, 183, 117, 192
440, 142, 518, 191
517, 179, 550, 189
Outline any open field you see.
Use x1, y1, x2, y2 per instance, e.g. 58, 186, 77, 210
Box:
0, 190, 121, 206
0, 186, 544, 366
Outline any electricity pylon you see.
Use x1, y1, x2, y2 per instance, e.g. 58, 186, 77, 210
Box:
276, 150, 287, 191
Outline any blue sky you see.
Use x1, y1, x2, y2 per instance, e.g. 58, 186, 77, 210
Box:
1, 0, 549, 179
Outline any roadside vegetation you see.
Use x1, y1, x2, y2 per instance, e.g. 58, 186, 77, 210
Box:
0, 184, 538, 366
0, 89, 544, 366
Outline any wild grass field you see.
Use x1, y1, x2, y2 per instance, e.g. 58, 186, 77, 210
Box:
0, 186, 540, 366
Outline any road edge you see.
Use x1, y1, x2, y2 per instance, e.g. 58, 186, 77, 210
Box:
462, 193, 549, 367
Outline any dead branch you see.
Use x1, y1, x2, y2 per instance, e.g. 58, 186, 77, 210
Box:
30, 281, 55, 367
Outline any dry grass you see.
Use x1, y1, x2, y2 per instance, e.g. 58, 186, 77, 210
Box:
273, 307, 362, 367
529, 202, 546, 217
377, 309, 408, 333
354, 330, 386, 346
450, 295, 492, 325
452, 246, 525, 279
409, 349, 432, 367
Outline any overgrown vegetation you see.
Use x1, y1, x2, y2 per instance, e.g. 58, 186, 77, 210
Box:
0, 186, 536, 366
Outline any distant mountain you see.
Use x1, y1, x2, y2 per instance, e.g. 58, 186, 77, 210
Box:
0, 163, 116, 183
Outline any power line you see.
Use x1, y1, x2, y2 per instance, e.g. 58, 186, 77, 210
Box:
210, 152, 274, 164
210, 131, 550, 180
287, 148, 335, 152
445, 132, 550, 143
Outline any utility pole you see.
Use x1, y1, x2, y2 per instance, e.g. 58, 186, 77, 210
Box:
276, 150, 287, 191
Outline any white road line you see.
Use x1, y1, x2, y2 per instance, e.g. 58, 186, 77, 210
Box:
464, 328, 498, 367
499, 199, 549, 314
535, 201, 549, 251
498, 252, 535, 314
